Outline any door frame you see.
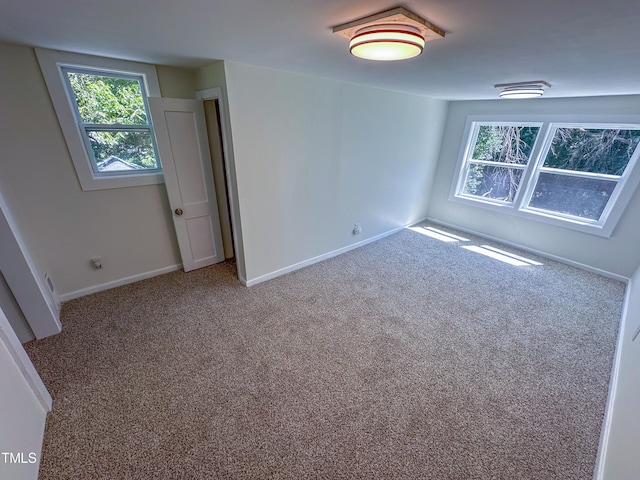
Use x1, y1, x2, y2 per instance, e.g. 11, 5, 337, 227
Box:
196, 87, 245, 284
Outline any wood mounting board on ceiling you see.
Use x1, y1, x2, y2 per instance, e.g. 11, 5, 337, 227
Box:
332, 6, 445, 42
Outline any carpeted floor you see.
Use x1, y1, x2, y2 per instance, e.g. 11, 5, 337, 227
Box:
25, 223, 625, 479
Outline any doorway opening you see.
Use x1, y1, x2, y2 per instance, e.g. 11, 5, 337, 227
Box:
202, 97, 235, 261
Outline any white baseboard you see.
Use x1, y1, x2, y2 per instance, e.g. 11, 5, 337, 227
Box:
244, 226, 406, 287
59, 264, 183, 302
423, 217, 629, 283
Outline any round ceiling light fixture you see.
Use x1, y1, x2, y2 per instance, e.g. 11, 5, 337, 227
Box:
333, 7, 445, 63
349, 24, 425, 61
495, 81, 551, 99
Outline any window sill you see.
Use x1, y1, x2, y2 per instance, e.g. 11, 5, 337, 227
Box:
77, 171, 164, 191
449, 194, 613, 238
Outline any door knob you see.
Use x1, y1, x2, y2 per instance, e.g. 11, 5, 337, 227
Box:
174, 208, 184, 216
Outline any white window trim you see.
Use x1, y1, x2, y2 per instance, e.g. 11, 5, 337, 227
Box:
36, 48, 164, 191
449, 115, 640, 237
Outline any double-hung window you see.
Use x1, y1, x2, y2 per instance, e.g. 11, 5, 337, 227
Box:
453, 117, 640, 236
61, 68, 160, 176
36, 49, 164, 191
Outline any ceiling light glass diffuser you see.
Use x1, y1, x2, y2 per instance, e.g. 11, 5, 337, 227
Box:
333, 7, 444, 62
495, 81, 551, 99
499, 87, 545, 99
349, 25, 425, 61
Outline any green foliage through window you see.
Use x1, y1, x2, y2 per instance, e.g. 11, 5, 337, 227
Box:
87, 130, 157, 169
456, 120, 640, 231
472, 126, 539, 165
67, 73, 147, 125
543, 128, 640, 175
64, 69, 159, 172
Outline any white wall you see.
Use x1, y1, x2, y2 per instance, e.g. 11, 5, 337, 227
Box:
427, 95, 640, 279
223, 62, 449, 283
0, 307, 51, 480
598, 264, 640, 478
0, 44, 195, 299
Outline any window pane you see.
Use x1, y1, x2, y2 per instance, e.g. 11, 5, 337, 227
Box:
463, 164, 524, 202
66, 72, 148, 125
544, 128, 640, 175
87, 130, 159, 171
472, 125, 539, 165
528, 173, 617, 220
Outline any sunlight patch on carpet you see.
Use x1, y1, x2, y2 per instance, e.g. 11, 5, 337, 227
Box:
407, 226, 469, 242
462, 244, 543, 266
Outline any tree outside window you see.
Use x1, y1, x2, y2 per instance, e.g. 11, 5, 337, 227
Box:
462, 125, 539, 203
63, 69, 160, 173
454, 119, 640, 235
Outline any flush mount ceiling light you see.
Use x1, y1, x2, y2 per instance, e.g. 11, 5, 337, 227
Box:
495, 81, 551, 99
333, 6, 445, 61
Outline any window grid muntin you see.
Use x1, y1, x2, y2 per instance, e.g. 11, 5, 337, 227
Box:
536, 167, 620, 180
61, 66, 161, 176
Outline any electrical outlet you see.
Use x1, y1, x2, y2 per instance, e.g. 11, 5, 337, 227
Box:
353, 223, 362, 235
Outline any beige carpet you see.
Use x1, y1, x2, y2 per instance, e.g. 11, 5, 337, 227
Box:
25, 224, 625, 479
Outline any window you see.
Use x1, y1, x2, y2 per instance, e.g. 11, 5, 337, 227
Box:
526, 127, 640, 221
453, 117, 640, 236
62, 68, 160, 175
460, 124, 541, 203
36, 49, 164, 190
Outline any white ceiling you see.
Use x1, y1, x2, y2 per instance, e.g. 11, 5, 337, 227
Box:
1, 0, 639, 100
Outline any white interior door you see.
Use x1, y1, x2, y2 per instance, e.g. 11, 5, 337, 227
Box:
149, 98, 224, 272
